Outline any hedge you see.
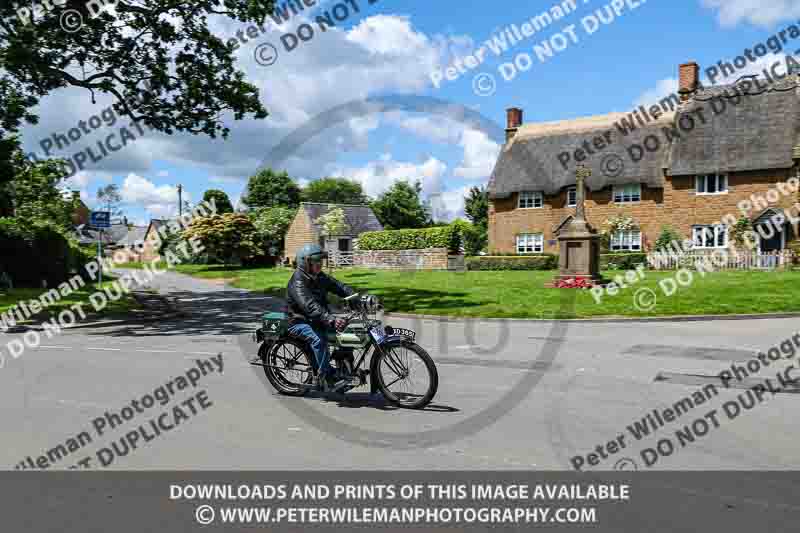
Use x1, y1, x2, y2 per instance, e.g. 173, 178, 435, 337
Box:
357, 225, 461, 252
466, 255, 558, 271
0, 219, 90, 288
600, 253, 648, 270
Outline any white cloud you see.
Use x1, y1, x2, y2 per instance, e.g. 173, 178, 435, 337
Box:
336, 155, 448, 198
454, 129, 500, 180
120, 173, 191, 221
701, 0, 800, 27
21, 11, 464, 205
157, 170, 170, 178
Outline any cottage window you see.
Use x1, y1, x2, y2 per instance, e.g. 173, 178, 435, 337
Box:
518, 191, 543, 209
610, 230, 642, 251
613, 184, 641, 203
692, 225, 728, 248
696, 174, 728, 194
567, 187, 577, 207
517, 233, 543, 254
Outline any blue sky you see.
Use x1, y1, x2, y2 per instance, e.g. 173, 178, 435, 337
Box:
22, 0, 800, 225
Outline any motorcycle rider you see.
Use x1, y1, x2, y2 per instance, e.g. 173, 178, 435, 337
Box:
287, 244, 356, 391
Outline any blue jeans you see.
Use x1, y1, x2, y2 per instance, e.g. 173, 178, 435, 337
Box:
288, 323, 332, 377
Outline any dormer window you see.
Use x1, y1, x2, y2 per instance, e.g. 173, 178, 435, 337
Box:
518, 191, 543, 209
567, 187, 577, 207
613, 184, 641, 203
696, 174, 728, 194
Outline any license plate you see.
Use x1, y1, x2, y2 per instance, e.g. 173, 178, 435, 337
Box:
392, 327, 416, 340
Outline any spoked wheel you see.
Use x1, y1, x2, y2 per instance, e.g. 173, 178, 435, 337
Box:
375, 340, 438, 409
262, 338, 315, 396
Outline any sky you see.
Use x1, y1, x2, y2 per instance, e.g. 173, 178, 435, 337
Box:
19, 0, 800, 226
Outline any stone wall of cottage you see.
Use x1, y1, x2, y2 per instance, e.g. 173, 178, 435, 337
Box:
489, 168, 799, 254
284, 208, 318, 262
353, 248, 462, 270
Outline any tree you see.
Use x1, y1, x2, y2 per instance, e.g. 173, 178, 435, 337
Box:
242, 168, 301, 209
302, 177, 368, 205
315, 207, 349, 237
370, 181, 431, 230
97, 184, 123, 218
250, 206, 297, 257
202, 189, 234, 214
5, 157, 74, 229
0, 1, 272, 146
464, 186, 489, 229
182, 213, 262, 265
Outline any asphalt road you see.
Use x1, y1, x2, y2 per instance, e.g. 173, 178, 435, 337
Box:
1, 269, 799, 470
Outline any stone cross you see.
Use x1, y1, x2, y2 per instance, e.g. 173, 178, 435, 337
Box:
575, 164, 591, 222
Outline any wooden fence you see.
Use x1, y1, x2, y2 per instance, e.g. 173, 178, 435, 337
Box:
647, 250, 793, 270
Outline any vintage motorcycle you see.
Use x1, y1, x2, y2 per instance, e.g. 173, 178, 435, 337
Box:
252, 293, 438, 409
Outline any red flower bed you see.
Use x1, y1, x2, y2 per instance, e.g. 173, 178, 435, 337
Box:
555, 277, 593, 289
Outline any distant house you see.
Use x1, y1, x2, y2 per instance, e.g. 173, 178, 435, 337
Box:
284, 203, 383, 261
68, 191, 90, 227
140, 219, 170, 261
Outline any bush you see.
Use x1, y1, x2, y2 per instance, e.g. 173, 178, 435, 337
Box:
357, 225, 461, 252
0, 218, 86, 287
654, 225, 683, 251
466, 255, 557, 271
450, 219, 486, 256
600, 253, 648, 270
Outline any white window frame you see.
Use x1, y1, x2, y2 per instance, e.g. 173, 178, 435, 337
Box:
692, 225, 728, 248
695, 174, 728, 195
518, 191, 543, 209
613, 183, 641, 203
567, 187, 577, 207
610, 230, 642, 252
516, 233, 543, 254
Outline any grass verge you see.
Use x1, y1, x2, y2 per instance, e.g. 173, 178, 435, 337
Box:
170, 265, 800, 319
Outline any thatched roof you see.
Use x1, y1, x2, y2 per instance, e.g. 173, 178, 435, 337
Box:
490, 75, 800, 199
667, 76, 800, 176
301, 203, 383, 236
489, 112, 674, 198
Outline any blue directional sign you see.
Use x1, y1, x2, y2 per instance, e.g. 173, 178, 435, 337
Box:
90, 211, 111, 229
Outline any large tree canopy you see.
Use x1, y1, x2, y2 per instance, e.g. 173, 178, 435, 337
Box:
301, 177, 369, 205
370, 181, 431, 230
202, 189, 234, 214
0, 0, 272, 142
242, 168, 301, 209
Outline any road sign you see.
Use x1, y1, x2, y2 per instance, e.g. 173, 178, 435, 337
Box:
90, 211, 111, 229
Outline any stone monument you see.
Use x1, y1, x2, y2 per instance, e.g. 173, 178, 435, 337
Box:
551, 164, 602, 287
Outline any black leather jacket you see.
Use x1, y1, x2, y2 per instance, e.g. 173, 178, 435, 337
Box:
286, 268, 355, 327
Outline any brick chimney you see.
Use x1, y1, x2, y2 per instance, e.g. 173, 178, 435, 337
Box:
678, 62, 699, 101
506, 107, 523, 142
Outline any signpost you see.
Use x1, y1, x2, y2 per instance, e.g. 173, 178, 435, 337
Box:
90, 211, 111, 285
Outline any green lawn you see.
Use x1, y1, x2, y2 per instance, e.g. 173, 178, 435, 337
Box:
0, 280, 140, 324
171, 265, 800, 319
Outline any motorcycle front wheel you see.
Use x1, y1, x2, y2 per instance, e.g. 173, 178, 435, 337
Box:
375, 340, 438, 409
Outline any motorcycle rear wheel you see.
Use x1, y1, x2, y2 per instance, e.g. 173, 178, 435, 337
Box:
375, 340, 438, 409
262, 338, 315, 396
